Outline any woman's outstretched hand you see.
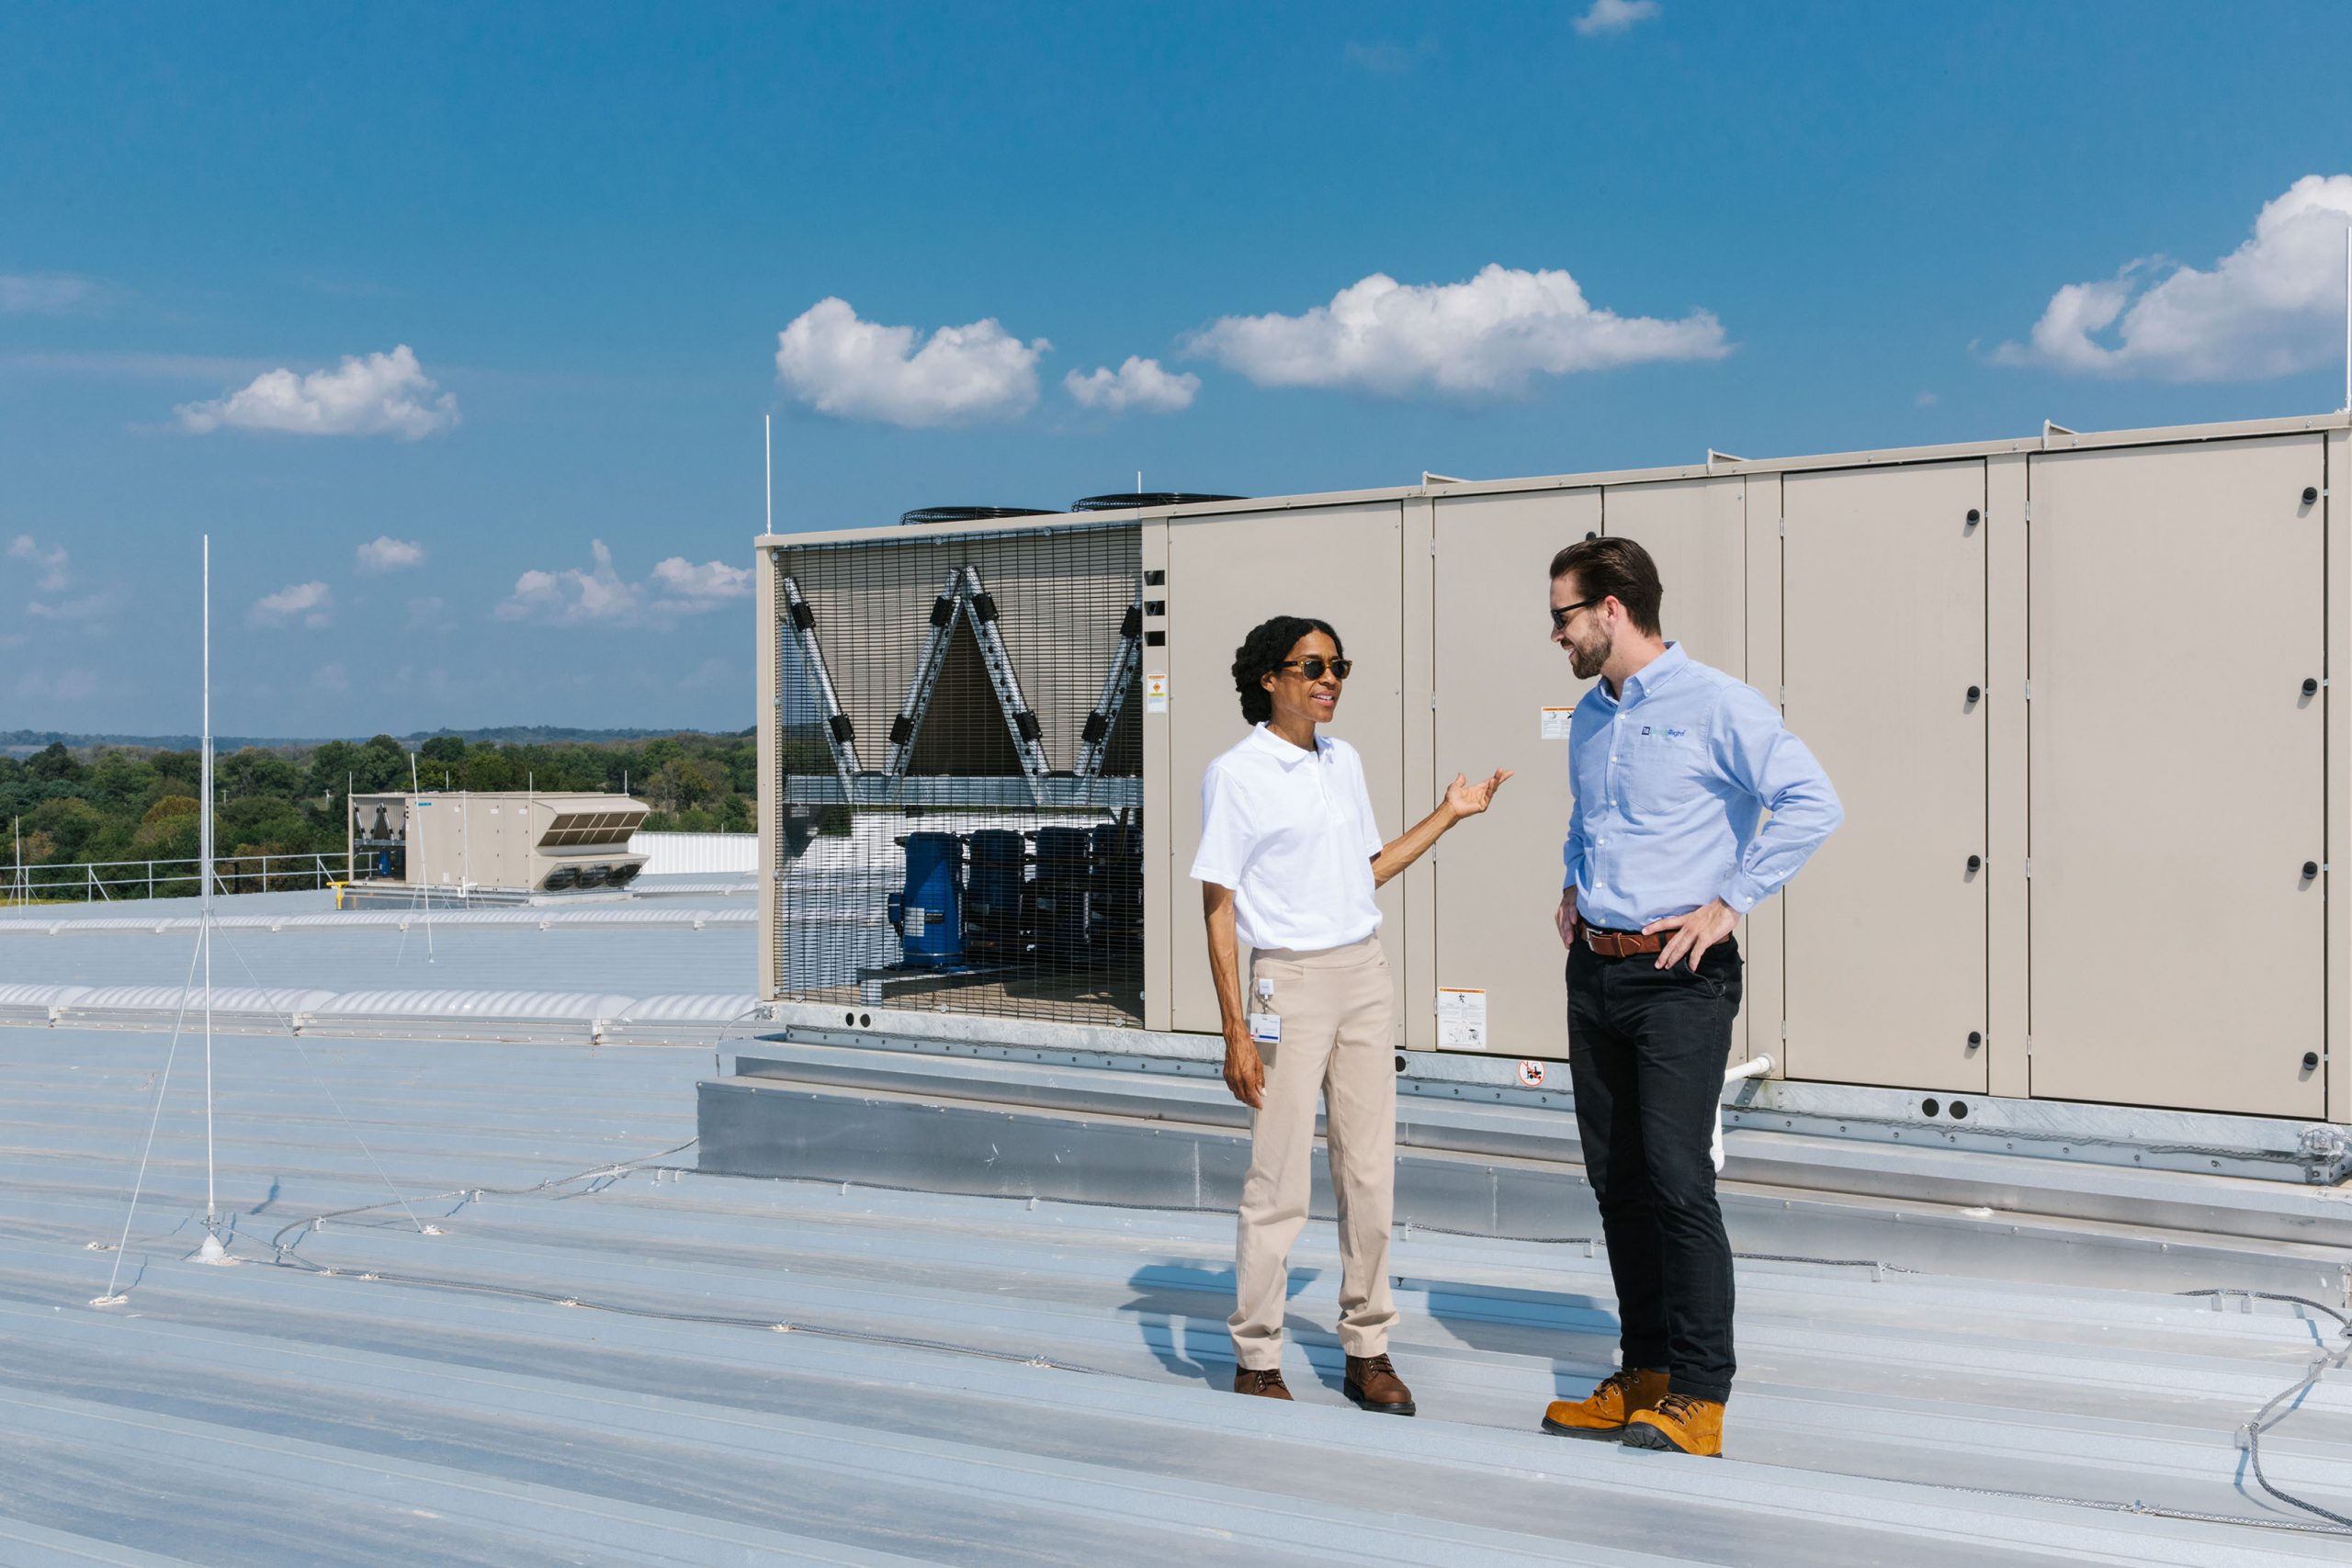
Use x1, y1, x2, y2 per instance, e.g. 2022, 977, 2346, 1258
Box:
1444, 767, 1513, 819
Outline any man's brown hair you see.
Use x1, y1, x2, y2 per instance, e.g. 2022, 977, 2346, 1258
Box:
1548, 536, 1663, 636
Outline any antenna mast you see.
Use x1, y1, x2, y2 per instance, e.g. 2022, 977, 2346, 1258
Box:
194, 536, 227, 1261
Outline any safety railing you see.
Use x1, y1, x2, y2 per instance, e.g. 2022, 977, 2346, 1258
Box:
0, 852, 352, 905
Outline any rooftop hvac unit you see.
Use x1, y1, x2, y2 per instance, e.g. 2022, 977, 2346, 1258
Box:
766, 517, 1145, 1027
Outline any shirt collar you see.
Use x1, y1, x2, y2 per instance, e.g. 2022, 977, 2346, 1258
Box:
1247, 722, 1328, 769
1616, 641, 1688, 705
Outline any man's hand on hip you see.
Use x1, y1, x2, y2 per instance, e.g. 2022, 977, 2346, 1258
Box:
1555, 886, 1581, 952
1644, 898, 1737, 971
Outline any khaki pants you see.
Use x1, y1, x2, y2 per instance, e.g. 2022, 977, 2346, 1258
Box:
1230, 934, 1397, 1369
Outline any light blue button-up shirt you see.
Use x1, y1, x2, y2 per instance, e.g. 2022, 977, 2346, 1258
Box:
1563, 642, 1842, 930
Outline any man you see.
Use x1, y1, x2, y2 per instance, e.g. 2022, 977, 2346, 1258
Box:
1539, 536, 1840, 1458
1195, 615, 1509, 1411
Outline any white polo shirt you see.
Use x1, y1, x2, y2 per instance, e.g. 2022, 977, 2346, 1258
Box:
1191, 723, 1385, 953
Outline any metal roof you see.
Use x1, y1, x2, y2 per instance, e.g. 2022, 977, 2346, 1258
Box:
1, 888, 2347, 1561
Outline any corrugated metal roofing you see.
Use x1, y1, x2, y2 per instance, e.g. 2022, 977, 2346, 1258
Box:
1, 1020, 2348, 1562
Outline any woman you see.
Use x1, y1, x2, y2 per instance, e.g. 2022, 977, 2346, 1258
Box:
1193, 615, 1510, 1410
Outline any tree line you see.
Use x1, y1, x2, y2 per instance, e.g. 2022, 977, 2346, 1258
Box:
0, 731, 760, 886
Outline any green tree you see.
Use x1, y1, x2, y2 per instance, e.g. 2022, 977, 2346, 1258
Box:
26, 742, 85, 784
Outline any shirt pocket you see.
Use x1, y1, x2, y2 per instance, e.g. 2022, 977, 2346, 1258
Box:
1619, 723, 1709, 817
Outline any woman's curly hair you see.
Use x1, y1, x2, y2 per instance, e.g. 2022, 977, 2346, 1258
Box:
1232, 615, 1343, 725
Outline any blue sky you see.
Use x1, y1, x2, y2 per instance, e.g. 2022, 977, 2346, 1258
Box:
4, 2, 2349, 737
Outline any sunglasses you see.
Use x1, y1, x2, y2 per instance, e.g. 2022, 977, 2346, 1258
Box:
1550, 597, 1600, 632
1274, 657, 1352, 681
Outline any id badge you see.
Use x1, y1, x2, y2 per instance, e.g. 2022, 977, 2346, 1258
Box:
1247, 1011, 1281, 1045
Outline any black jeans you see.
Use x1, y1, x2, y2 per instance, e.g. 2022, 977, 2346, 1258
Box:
1566, 935, 1741, 1403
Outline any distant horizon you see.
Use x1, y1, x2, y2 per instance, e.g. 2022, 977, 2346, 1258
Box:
1, 723, 756, 758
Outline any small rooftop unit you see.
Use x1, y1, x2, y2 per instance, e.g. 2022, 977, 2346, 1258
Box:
348, 792, 649, 901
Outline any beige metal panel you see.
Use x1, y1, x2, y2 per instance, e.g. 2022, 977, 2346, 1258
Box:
1140, 522, 1172, 1033
1601, 476, 1747, 679
759, 547, 781, 1001
1740, 475, 1785, 1071
1165, 502, 1406, 1037
1603, 474, 1751, 1055
2331, 430, 2350, 1125
1430, 489, 1600, 1058
2028, 436, 2326, 1116
1400, 496, 1439, 1048
1781, 462, 1987, 1093
1984, 456, 2031, 1100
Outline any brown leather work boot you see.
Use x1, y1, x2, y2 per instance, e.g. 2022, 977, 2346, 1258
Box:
1541, 1367, 1669, 1438
1623, 1391, 1725, 1457
1233, 1366, 1293, 1400
1343, 1353, 1416, 1416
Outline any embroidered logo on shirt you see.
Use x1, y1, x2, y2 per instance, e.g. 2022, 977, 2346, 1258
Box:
1666, 727, 1688, 739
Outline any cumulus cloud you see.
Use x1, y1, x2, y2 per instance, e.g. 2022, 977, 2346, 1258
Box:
1065, 356, 1200, 414
251, 581, 334, 628
497, 540, 639, 624
1184, 264, 1728, 399
356, 536, 425, 572
7, 535, 69, 592
650, 556, 752, 612
175, 344, 459, 438
26, 591, 116, 625
1996, 175, 2352, 380
775, 298, 1047, 427
1575, 0, 1660, 36
0, 274, 97, 315
498, 543, 752, 625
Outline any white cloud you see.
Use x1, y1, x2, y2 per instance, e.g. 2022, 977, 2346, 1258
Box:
1064, 356, 1201, 414
251, 581, 334, 628
497, 540, 641, 625
7, 535, 69, 592
26, 591, 116, 625
650, 557, 752, 613
1574, 0, 1660, 37
1184, 264, 1728, 399
356, 536, 425, 572
498, 543, 753, 626
175, 344, 459, 438
1996, 175, 2352, 380
0, 275, 96, 315
775, 298, 1047, 427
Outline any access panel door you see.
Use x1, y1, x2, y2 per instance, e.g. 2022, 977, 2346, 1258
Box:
1600, 477, 1747, 677
2028, 437, 2325, 1116
1781, 463, 1987, 1091
1430, 489, 1601, 1056
1165, 502, 1406, 1037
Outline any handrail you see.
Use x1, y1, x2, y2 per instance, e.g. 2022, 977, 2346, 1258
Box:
0, 851, 353, 904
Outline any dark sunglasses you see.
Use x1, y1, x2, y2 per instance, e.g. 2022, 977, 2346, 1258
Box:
1274, 657, 1352, 681
1550, 597, 1600, 632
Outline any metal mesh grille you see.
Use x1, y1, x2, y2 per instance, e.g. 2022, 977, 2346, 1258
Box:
771, 523, 1144, 1026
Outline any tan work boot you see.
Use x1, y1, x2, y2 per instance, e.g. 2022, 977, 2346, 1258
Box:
1540, 1367, 1669, 1438
1233, 1366, 1293, 1401
1623, 1391, 1725, 1457
1343, 1353, 1416, 1416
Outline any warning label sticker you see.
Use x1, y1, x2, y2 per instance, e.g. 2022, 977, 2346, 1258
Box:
1541, 705, 1576, 740
1436, 987, 1488, 1050
1516, 1060, 1546, 1088
1145, 671, 1170, 714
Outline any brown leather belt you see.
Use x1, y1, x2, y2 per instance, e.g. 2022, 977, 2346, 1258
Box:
1583, 926, 1667, 958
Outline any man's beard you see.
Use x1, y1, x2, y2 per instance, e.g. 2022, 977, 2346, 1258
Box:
1567, 635, 1607, 680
